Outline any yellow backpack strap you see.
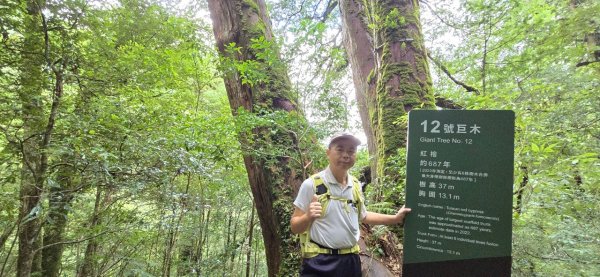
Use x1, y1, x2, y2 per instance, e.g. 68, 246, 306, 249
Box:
312, 174, 327, 197
300, 174, 329, 258
351, 176, 363, 221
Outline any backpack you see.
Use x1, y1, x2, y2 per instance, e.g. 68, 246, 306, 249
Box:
299, 173, 363, 258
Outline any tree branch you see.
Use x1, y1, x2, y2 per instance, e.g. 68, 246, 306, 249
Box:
0, 221, 17, 250
576, 59, 600, 67
434, 96, 463, 110
420, 0, 461, 29
32, 230, 112, 255
37, 1, 52, 71
282, 0, 308, 30
319, 0, 338, 23
524, 250, 600, 265
427, 51, 480, 95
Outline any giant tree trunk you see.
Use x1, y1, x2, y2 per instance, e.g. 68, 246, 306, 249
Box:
341, 0, 434, 195
207, 1, 315, 276
340, 0, 435, 274
340, 0, 379, 182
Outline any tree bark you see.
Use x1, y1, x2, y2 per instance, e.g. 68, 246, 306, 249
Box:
17, 1, 47, 275
245, 204, 255, 277
41, 165, 75, 277
515, 166, 528, 214
77, 186, 104, 277
340, 0, 435, 274
340, 0, 434, 196
340, 0, 379, 182
207, 1, 314, 275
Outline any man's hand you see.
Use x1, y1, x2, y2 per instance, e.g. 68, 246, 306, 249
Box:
394, 205, 411, 225
363, 205, 411, 226
290, 195, 323, 234
308, 195, 322, 219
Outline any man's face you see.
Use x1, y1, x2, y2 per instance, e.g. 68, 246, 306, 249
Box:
326, 139, 358, 171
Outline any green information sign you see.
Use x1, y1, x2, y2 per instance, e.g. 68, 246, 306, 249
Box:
403, 110, 514, 276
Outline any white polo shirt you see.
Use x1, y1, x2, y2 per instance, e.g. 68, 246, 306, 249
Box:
293, 166, 368, 249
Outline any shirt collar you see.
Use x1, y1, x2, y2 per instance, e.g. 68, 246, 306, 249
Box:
323, 166, 352, 187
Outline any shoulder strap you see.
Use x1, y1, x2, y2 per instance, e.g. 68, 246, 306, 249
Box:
350, 176, 363, 221
311, 174, 328, 195
300, 174, 328, 258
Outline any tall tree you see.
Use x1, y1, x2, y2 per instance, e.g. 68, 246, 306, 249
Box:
17, 0, 60, 275
340, 0, 434, 199
3, 0, 270, 275
340, 0, 378, 179
340, 0, 435, 272
207, 0, 319, 275
38, 1, 86, 275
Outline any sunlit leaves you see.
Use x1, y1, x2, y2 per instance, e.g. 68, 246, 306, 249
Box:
1, 0, 258, 275
221, 42, 269, 86
269, 1, 357, 136
423, 1, 599, 274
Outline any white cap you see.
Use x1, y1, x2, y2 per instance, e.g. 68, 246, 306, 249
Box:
328, 133, 361, 148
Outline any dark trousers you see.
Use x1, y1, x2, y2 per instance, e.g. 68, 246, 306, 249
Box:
300, 254, 361, 277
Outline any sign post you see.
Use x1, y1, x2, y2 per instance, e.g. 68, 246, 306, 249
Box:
403, 110, 514, 277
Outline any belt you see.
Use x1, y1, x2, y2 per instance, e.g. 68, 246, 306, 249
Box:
310, 239, 359, 255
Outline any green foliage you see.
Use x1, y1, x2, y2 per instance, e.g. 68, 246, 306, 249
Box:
384, 8, 405, 29
234, 107, 324, 178
269, 2, 358, 136
222, 42, 268, 86
423, 0, 600, 274
366, 201, 397, 215
1, 0, 597, 275
374, 147, 407, 205
0, 0, 266, 276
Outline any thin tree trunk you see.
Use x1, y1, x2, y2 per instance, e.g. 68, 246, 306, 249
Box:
229, 210, 241, 272
162, 198, 177, 277
152, 190, 168, 276
162, 174, 190, 277
515, 166, 528, 214
77, 186, 103, 277
0, 221, 17, 252
193, 178, 207, 276
17, 0, 58, 275
245, 205, 255, 277
253, 233, 259, 277
41, 165, 74, 277
482, 20, 490, 94
177, 176, 195, 276
221, 208, 232, 277
194, 206, 211, 277
1, 223, 19, 276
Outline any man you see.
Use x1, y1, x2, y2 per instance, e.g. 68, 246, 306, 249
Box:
291, 133, 411, 276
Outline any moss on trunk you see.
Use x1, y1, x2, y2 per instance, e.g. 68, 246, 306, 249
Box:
207, 1, 317, 275
365, 0, 435, 198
